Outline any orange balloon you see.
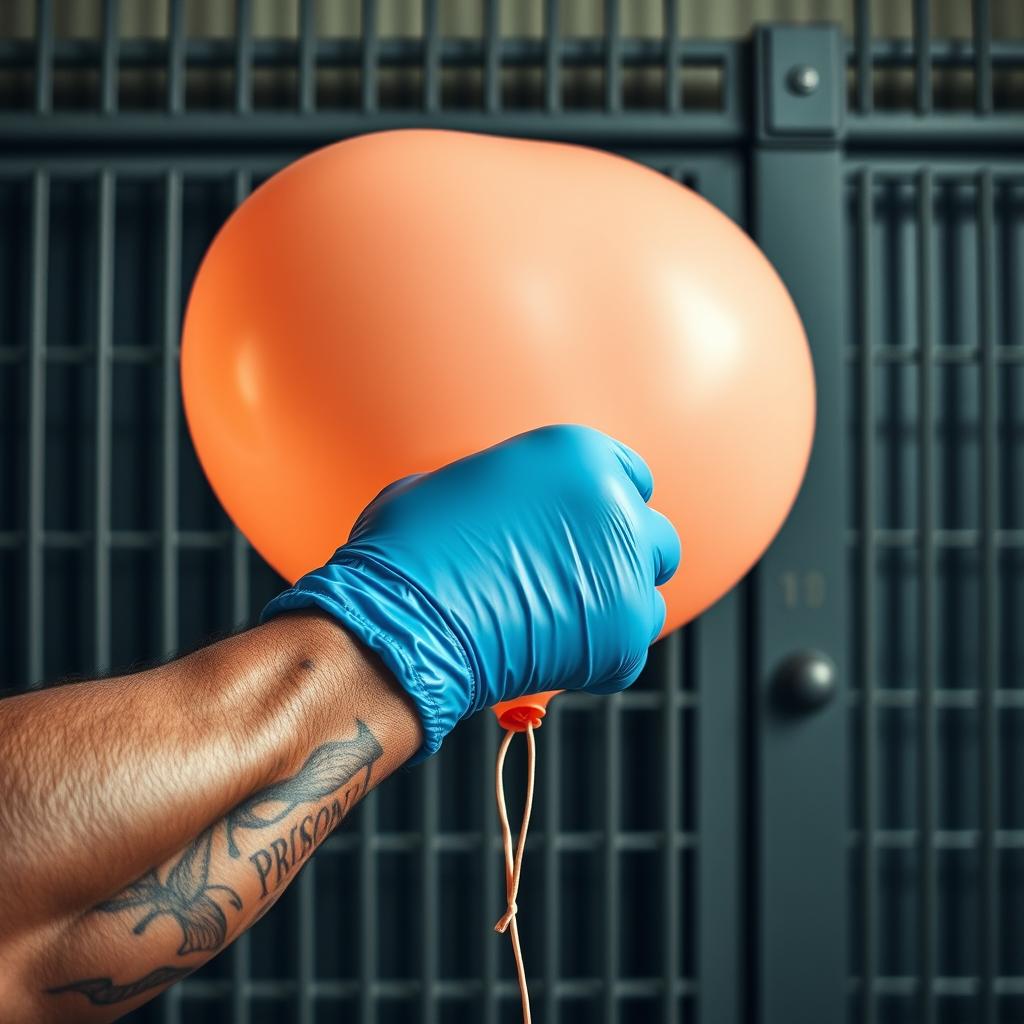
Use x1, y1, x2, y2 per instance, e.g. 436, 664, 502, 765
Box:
181, 128, 814, 643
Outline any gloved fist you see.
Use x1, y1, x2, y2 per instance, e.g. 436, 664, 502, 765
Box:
261, 425, 680, 761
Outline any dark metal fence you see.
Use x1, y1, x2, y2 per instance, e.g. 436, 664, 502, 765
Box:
0, 2, 1022, 1023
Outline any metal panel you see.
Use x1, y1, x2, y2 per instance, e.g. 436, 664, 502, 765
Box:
751, 24, 849, 1024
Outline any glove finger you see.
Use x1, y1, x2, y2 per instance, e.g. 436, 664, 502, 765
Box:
610, 439, 654, 503
349, 472, 426, 540
373, 472, 426, 503
649, 588, 668, 645
589, 649, 648, 694
644, 507, 682, 586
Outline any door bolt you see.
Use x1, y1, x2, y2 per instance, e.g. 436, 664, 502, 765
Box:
787, 64, 820, 96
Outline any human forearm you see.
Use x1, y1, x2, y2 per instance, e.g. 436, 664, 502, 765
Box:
0, 611, 421, 1021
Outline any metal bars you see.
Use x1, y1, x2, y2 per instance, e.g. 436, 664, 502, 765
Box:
33, 0, 52, 113
160, 170, 182, 661
661, 630, 682, 1024
916, 168, 937, 1024
914, 0, 932, 114
974, 0, 993, 114
167, 0, 185, 114
855, 0, 871, 114
235, 0, 253, 114
483, 0, 500, 114
848, 166, 1024, 1024
604, 0, 621, 114
100, 0, 119, 114
25, 171, 47, 688
361, 0, 378, 113
298, 0, 315, 113
230, 167, 253, 1024
422, 0, 440, 114
544, 0, 560, 113
420, 756, 439, 1023
603, 693, 622, 1024
977, 169, 998, 1024
541, 708, 561, 1024
93, 169, 114, 675
857, 167, 877, 1024
663, 0, 680, 112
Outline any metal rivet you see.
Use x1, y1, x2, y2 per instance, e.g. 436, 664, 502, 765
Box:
787, 64, 820, 96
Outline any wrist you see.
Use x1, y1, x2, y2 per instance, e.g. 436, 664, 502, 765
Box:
261, 555, 476, 761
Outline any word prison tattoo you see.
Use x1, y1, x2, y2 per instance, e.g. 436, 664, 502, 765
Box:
244, 719, 384, 897
47, 721, 383, 1007
46, 966, 191, 1006
226, 719, 383, 858
94, 827, 242, 955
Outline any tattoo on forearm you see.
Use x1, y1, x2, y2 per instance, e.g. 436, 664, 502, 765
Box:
226, 719, 383, 857
46, 966, 191, 1006
95, 826, 242, 955
82, 719, 382, 973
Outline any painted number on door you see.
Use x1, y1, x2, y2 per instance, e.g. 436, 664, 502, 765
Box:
780, 570, 826, 609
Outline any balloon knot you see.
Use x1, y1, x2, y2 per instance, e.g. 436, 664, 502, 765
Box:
494, 903, 518, 933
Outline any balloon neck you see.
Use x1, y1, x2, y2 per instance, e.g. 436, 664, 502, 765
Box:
495, 703, 548, 731
492, 690, 562, 732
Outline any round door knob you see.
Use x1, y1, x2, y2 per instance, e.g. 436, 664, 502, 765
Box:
772, 650, 837, 713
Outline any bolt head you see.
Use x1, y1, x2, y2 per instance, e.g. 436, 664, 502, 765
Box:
787, 64, 820, 96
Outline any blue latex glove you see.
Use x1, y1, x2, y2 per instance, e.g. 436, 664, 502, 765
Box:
261, 425, 680, 762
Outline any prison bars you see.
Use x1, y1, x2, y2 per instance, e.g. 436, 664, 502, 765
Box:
851, 168, 1016, 1023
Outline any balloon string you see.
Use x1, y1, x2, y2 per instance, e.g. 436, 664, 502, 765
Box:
494, 722, 536, 1024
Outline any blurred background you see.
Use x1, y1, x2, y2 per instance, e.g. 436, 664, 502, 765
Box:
0, 2, 1022, 1022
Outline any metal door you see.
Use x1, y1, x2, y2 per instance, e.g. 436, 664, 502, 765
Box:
1, 4, 1022, 1024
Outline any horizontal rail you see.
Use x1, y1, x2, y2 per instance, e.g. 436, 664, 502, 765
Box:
0, 36, 1021, 72
0, 110, 745, 147
0, 36, 734, 71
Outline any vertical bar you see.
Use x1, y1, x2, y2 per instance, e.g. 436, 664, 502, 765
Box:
160, 170, 184, 1024
161, 170, 182, 661
695, 600, 742, 1024
662, 631, 682, 1024
167, 0, 185, 115
481, 721, 499, 1024
296, 859, 315, 1024
603, 694, 621, 1024
361, 0, 378, 113
977, 169, 998, 1024
604, 0, 621, 114
751, 31, 848, 1018
359, 779, 378, 1024
855, 0, 872, 115
913, 0, 931, 115
230, 167, 253, 1024
483, 0, 500, 115
663, 0, 680, 113
298, 0, 316, 113
423, 0, 440, 114
420, 757, 439, 1024
858, 168, 877, 1024
973, 0, 993, 115
26, 171, 48, 689
94, 170, 115, 676
235, 0, 253, 114
544, 0, 560, 113
34, 0, 53, 113
542, 706, 561, 1023
916, 168, 936, 1024
100, 0, 120, 114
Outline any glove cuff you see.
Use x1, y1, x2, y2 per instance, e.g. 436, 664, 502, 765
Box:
260, 555, 476, 763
